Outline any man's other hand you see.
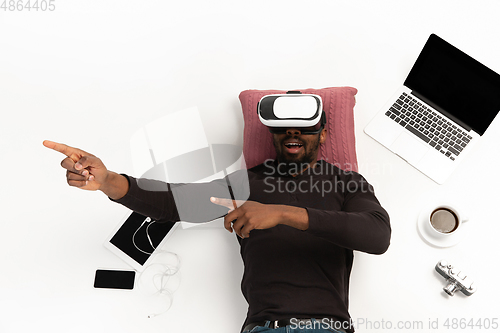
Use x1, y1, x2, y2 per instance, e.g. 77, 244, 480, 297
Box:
210, 197, 309, 239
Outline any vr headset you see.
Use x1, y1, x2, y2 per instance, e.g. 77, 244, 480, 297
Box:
257, 91, 326, 135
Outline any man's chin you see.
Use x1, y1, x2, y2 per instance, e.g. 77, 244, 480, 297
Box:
282, 154, 302, 162
279, 154, 303, 165
277, 156, 312, 172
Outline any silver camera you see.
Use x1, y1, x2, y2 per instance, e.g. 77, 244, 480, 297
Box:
435, 260, 477, 296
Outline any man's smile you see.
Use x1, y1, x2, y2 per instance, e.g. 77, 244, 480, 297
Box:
283, 140, 304, 154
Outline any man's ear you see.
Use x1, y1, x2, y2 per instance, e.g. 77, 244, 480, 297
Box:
319, 128, 327, 144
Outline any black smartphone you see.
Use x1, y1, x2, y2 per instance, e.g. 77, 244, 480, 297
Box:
94, 269, 136, 290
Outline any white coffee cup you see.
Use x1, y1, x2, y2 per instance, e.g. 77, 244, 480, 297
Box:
427, 204, 469, 237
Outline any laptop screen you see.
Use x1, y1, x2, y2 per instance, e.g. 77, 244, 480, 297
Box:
405, 34, 500, 135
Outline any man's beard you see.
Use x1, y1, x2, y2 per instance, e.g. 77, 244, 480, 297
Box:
273, 134, 321, 174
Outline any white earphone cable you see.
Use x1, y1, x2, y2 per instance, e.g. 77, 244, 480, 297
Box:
132, 217, 156, 255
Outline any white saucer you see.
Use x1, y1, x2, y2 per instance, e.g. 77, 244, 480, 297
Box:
416, 207, 469, 248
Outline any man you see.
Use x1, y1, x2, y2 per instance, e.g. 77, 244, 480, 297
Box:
43, 103, 390, 333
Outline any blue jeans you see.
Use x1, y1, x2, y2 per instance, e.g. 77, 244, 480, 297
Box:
242, 319, 347, 333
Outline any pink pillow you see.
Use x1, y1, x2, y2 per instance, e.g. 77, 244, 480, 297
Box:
239, 87, 358, 172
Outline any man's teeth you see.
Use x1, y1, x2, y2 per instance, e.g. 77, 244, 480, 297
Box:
285, 143, 303, 147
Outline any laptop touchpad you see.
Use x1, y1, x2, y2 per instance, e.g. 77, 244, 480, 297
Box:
390, 131, 429, 165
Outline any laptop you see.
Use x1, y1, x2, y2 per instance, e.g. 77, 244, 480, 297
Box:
364, 34, 500, 184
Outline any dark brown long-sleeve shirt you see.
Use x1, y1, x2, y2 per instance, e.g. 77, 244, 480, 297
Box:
114, 159, 391, 332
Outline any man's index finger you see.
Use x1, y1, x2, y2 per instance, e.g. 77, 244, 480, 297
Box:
43, 140, 85, 161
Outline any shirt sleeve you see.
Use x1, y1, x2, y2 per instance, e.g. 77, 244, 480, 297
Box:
110, 174, 181, 223
111, 171, 250, 224
305, 172, 391, 254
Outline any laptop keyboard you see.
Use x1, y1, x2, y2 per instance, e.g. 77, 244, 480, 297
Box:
385, 92, 472, 161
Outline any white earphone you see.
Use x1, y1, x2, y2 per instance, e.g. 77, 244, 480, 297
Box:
133, 217, 156, 255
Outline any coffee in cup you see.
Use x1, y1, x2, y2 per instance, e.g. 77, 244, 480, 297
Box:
426, 204, 468, 237
430, 208, 459, 234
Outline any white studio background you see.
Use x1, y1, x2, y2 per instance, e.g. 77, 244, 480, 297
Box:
1, 1, 500, 332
